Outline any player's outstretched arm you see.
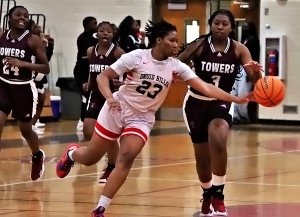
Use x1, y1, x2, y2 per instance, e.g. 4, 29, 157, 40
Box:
186, 77, 252, 104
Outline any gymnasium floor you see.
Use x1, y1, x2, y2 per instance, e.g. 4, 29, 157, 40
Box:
0, 120, 300, 217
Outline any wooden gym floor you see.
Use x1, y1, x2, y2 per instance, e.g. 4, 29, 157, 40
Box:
0, 120, 300, 217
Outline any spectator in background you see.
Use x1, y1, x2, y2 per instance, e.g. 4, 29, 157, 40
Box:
111, 23, 119, 46
27, 20, 54, 134
73, 16, 98, 131
233, 21, 260, 124
118, 16, 146, 53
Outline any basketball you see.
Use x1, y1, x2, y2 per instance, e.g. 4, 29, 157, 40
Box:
254, 76, 285, 107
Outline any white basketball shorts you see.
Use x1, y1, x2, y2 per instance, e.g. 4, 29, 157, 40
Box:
95, 92, 155, 143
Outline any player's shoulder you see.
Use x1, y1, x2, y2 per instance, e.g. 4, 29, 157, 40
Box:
122, 49, 146, 61
232, 39, 244, 49
169, 56, 186, 67
129, 49, 147, 57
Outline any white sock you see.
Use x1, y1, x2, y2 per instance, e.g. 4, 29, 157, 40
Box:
97, 195, 111, 209
201, 180, 212, 189
67, 149, 75, 161
212, 174, 226, 185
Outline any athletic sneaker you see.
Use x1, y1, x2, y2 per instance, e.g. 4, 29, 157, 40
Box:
77, 119, 83, 131
31, 149, 45, 181
99, 168, 112, 183
199, 196, 213, 216
32, 125, 44, 135
56, 143, 80, 178
212, 196, 227, 216
35, 120, 45, 128
91, 206, 105, 217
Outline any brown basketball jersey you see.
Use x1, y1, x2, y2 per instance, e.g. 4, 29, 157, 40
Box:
0, 30, 34, 82
191, 36, 240, 96
89, 43, 117, 92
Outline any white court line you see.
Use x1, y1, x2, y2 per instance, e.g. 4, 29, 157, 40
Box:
123, 177, 300, 188
0, 149, 296, 188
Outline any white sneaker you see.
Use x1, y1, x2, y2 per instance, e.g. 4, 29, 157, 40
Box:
35, 120, 45, 128
76, 131, 85, 141
76, 119, 83, 131
32, 125, 44, 135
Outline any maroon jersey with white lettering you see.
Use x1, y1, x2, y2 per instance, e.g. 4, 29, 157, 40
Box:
89, 43, 117, 92
192, 36, 240, 96
0, 30, 34, 82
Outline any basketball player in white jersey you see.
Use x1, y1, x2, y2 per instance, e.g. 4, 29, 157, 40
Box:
56, 19, 252, 217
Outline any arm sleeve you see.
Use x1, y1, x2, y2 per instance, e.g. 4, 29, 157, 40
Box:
175, 59, 198, 81
110, 50, 142, 76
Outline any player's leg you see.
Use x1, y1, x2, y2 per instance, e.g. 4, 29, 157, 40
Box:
32, 90, 46, 127
31, 85, 46, 135
99, 140, 119, 183
83, 90, 119, 183
92, 124, 150, 216
183, 95, 214, 216
91, 101, 154, 216
14, 81, 45, 181
56, 100, 121, 178
207, 104, 232, 216
0, 80, 11, 148
83, 91, 98, 140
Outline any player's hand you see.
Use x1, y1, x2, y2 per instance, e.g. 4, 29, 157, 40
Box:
4, 57, 25, 68
172, 71, 183, 82
112, 79, 124, 91
243, 61, 264, 72
235, 92, 254, 104
82, 82, 90, 92
140, 31, 146, 39
45, 35, 54, 47
107, 97, 121, 111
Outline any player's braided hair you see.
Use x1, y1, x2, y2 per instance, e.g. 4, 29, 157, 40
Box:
145, 18, 177, 46
97, 21, 114, 32
8, 5, 28, 17
178, 9, 242, 81
177, 9, 236, 62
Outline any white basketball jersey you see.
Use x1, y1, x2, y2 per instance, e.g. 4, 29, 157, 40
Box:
110, 49, 197, 113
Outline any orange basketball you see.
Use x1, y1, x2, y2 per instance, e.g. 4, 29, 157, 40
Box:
254, 76, 285, 107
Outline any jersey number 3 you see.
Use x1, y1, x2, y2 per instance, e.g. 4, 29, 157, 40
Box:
2, 60, 19, 76
136, 80, 163, 99
211, 75, 221, 87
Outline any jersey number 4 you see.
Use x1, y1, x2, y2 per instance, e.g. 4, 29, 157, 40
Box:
2, 60, 19, 76
136, 80, 163, 99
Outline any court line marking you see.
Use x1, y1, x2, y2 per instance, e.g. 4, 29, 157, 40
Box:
0, 149, 297, 188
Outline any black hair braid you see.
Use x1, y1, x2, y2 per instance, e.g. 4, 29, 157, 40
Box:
177, 32, 211, 62
178, 9, 236, 62
97, 21, 113, 31
8, 5, 28, 17
144, 18, 176, 46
